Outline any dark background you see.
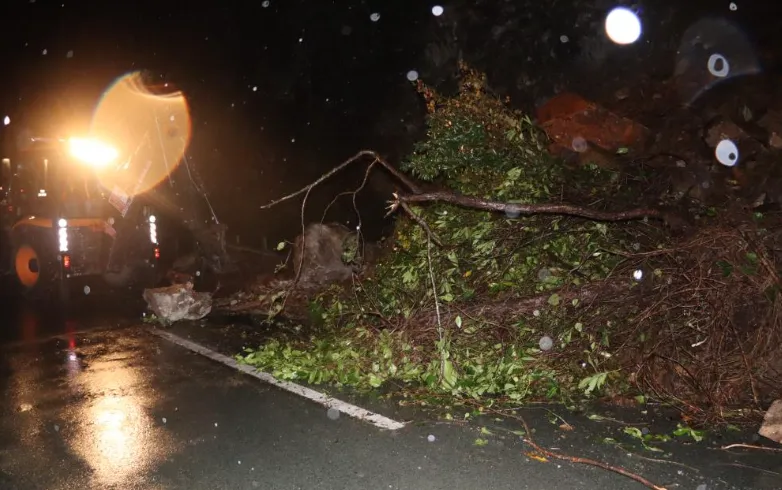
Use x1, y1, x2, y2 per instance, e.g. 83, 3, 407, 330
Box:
1, 0, 781, 247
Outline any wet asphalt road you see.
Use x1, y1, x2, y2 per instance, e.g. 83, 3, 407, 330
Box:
1, 288, 781, 490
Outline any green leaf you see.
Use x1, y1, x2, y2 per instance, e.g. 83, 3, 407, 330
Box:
276, 241, 286, 251
455, 315, 462, 328
474, 438, 488, 446
716, 260, 733, 277
442, 360, 458, 389
547, 293, 561, 306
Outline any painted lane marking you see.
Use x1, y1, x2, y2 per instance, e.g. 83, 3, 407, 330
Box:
149, 328, 407, 431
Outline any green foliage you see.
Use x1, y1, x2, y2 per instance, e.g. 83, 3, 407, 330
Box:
240, 64, 631, 408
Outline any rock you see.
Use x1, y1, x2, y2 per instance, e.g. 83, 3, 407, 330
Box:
292, 223, 358, 289
143, 282, 213, 324
759, 399, 782, 444
536, 92, 650, 157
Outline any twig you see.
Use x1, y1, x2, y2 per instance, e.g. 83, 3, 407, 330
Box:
391, 200, 444, 247
259, 150, 421, 210
425, 228, 445, 382
720, 443, 782, 452
396, 191, 665, 222
496, 409, 668, 490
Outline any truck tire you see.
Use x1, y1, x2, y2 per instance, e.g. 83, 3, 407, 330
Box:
11, 234, 68, 306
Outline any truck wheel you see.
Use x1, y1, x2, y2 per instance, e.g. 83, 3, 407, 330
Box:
12, 239, 61, 303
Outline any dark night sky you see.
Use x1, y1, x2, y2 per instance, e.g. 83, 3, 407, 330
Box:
0, 0, 441, 243
3, 0, 782, 245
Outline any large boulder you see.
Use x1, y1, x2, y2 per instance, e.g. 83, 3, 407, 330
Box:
292, 223, 359, 288
143, 282, 213, 324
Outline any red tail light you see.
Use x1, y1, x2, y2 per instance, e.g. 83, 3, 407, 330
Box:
63, 255, 71, 269
154, 248, 160, 259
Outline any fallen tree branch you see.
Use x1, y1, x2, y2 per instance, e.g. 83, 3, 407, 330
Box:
259, 150, 421, 210
395, 191, 665, 222
720, 443, 782, 452
494, 409, 668, 490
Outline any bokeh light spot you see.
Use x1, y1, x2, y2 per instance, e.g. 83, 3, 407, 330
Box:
729, 2, 738, 11
605, 7, 641, 45
707, 53, 730, 78
406, 70, 419, 82
715, 139, 739, 166
539, 336, 553, 351
370, 12, 380, 22
633, 269, 643, 281
571, 136, 588, 153
432, 6, 444, 17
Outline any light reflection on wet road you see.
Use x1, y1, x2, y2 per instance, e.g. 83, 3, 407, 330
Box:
1, 298, 780, 490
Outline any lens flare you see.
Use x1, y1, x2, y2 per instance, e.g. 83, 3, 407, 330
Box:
89, 71, 192, 197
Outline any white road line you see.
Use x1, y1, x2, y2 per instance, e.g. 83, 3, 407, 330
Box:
149, 328, 407, 431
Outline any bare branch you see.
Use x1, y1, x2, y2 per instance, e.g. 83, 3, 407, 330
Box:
260, 150, 421, 210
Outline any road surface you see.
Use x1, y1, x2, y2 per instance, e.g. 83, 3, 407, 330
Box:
0, 292, 779, 489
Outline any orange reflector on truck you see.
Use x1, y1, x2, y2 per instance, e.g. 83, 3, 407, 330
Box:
63, 255, 71, 269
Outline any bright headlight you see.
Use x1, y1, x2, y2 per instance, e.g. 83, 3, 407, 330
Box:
58, 227, 69, 252
58, 218, 67, 228
68, 137, 119, 168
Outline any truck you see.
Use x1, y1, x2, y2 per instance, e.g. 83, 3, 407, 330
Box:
0, 132, 166, 304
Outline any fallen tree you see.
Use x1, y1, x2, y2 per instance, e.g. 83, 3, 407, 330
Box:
234, 64, 781, 432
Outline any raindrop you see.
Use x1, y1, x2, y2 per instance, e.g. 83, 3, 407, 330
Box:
327, 407, 340, 420
633, 269, 643, 281
539, 336, 554, 351
291, 138, 295, 143
578, 360, 588, 368
83, 285, 90, 295
641, 427, 650, 435
341, 25, 352, 36
238, 460, 242, 465
505, 205, 520, 219
432, 5, 444, 16
571, 136, 588, 153
54, 424, 60, 432
537, 268, 551, 282
707, 54, 730, 78
162, 417, 167, 424
729, 2, 737, 11
533, 309, 541, 317
632, 242, 640, 251
406, 70, 419, 82
214, 422, 218, 427
252, 86, 258, 92
604, 7, 642, 45
42, 49, 48, 55
66, 50, 73, 58
560, 35, 569, 43
3, 116, 9, 126
261, 0, 270, 7
715, 139, 738, 166
370, 12, 380, 22
427, 434, 436, 442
